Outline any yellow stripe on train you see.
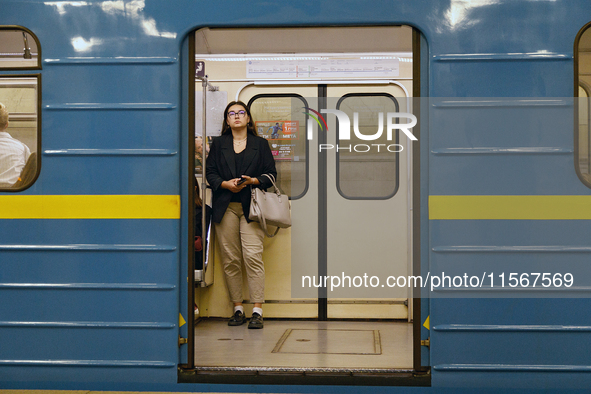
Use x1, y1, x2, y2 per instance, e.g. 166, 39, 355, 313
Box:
0, 195, 180, 219
430, 195, 591, 220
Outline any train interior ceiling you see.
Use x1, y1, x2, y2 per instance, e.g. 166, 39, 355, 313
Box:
191, 26, 417, 372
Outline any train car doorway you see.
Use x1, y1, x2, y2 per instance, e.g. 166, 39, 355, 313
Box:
184, 26, 426, 383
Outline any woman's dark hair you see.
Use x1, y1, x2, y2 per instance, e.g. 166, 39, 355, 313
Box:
221, 101, 257, 136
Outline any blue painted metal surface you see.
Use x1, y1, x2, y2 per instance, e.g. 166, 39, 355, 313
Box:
1, 0, 591, 392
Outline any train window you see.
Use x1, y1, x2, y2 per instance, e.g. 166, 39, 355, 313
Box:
248, 94, 308, 199
0, 28, 40, 69
0, 77, 40, 190
576, 24, 591, 185
336, 93, 400, 199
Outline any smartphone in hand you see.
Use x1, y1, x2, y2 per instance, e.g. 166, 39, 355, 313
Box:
236, 177, 247, 185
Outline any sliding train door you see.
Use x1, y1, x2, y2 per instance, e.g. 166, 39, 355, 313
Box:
325, 84, 412, 319
239, 83, 412, 320
241, 86, 320, 318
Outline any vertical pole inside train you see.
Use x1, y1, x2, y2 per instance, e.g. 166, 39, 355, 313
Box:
318, 85, 328, 320
187, 32, 196, 369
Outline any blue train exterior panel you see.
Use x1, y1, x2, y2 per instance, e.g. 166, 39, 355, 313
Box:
0, 218, 180, 384
1, 0, 591, 391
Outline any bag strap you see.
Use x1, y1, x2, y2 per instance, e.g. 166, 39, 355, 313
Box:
262, 173, 276, 184
261, 174, 284, 196
250, 193, 280, 237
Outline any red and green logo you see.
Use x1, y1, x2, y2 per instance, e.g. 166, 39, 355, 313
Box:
303, 107, 328, 132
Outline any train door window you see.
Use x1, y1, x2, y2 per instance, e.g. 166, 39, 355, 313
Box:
576, 24, 591, 185
0, 28, 39, 70
336, 93, 400, 199
248, 94, 308, 199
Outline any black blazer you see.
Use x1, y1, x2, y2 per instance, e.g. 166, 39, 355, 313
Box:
206, 133, 278, 223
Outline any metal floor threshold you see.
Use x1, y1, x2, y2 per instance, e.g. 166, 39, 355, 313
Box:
193, 366, 415, 374
179, 366, 430, 386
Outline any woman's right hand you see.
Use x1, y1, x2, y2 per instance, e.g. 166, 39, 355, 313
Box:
222, 179, 248, 193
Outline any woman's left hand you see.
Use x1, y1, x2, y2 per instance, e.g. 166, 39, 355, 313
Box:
239, 175, 259, 186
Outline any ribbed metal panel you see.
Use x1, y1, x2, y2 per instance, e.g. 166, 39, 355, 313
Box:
44, 57, 178, 65
0, 15, 182, 384
433, 52, 571, 62
428, 7, 591, 387
43, 149, 177, 156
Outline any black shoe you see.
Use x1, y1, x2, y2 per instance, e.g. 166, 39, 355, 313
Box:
248, 312, 263, 329
228, 310, 246, 326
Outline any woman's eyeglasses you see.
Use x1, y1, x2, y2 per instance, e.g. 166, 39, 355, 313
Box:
227, 110, 246, 119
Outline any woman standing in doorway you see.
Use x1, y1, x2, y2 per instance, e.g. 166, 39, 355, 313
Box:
206, 101, 277, 329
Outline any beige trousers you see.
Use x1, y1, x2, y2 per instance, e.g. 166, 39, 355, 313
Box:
215, 202, 265, 303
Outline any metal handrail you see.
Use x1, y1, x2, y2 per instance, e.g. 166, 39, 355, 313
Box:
195, 76, 218, 284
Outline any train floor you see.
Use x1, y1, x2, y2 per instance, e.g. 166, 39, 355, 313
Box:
193, 318, 413, 371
